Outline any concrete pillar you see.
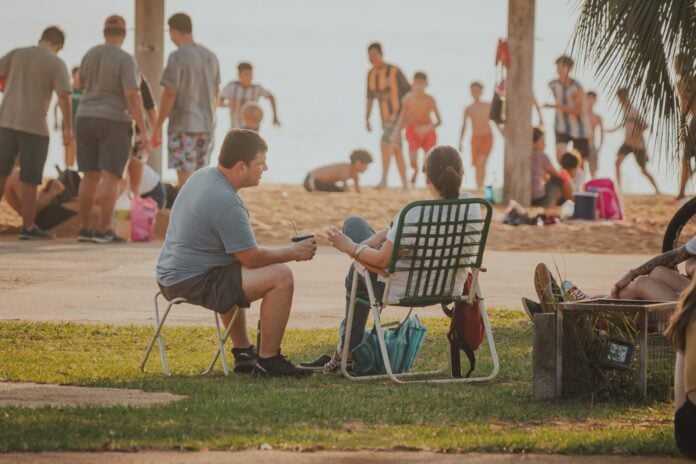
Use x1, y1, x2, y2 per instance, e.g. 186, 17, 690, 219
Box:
135, 0, 165, 176
504, 0, 535, 205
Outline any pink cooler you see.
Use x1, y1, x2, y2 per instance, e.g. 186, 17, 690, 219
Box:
584, 178, 623, 220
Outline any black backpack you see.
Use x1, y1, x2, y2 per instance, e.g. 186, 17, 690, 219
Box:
55, 165, 81, 203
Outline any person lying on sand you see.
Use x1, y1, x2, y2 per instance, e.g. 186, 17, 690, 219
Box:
299, 146, 481, 373
522, 239, 696, 319
303, 149, 373, 193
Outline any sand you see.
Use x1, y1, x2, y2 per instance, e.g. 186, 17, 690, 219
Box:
0, 185, 676, 255
0, 382, 185, 408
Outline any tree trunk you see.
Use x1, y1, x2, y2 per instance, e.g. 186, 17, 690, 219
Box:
504, 0, 535, 205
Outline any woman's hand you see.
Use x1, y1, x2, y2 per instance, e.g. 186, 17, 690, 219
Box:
326, 226, 356, 255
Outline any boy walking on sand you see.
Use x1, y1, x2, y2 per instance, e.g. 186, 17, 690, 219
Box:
586, 91, 604, 178
395, 72, 441, 186
303, 149, 373, 193
458, 81, 494, 191
608, 87, 660, 194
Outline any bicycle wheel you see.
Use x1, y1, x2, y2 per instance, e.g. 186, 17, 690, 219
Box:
662, 197, 696, 252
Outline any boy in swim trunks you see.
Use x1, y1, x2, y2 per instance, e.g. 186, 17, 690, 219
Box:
395, 71, 441, 186
303, 149, 373, 193
608, 87, 660, 194
459, 81, 494, 192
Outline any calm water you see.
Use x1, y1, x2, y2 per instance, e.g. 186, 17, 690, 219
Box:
0, 0, 680, 194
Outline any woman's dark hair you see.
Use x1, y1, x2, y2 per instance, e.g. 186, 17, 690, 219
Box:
168, 13, 192, 34
424, 146, 463, 199
665, 275, 696, 351
219, 129, 268, 168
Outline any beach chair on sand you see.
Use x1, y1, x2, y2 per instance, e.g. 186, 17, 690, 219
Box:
139, 293, 236, 376
341, 197, 499, 384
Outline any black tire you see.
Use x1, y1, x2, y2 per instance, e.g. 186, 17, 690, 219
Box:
663, 197, 696, 252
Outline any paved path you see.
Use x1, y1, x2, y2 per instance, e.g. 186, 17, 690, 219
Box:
0, 239, 651, 328
0, 451, 689, 463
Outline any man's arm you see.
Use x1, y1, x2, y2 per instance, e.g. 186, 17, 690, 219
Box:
365, 98, 373, 132
612, 246, 693, 296
352, 174, 361, 193
597, 116, 605, 151
56, 91, 72, 146
151, 85, 177, 148
431, 97, 442, 128
235, 240, 316, 269
267, 93, 280, 126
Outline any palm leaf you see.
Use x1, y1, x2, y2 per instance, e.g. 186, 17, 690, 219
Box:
570, 0, 695, 166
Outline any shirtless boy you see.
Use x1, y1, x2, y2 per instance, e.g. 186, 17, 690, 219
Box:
586, 91, 604, 178
303, 149, 373, 193
608, 87, 660, 194
395, 72, 441, 185
459, 81, 494, 191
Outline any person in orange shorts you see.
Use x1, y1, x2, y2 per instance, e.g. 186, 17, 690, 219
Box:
395, 71, 441, 186
459, 81, 494, 192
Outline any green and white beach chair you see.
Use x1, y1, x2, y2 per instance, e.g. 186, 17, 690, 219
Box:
341, 197, 499, 384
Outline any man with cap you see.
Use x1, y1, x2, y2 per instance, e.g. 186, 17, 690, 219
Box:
0, 26, 72, 240
75, 15, 148, 243
151, 12, 220, 187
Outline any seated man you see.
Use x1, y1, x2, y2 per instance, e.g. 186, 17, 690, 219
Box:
523, 238, 696, 318
531, 127, 572, 207
156, 129, 317, 377
303, 149, 373, 193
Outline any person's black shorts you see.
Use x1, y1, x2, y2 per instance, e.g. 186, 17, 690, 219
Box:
554, 132, 590, 159
675, 397, 696, 459
75, 116, 131, 178
0, 127, 49, 184
531, 176, 564, 207
158, 262, 250, 314
617, 143, 648, 168
303, 173, 343, 192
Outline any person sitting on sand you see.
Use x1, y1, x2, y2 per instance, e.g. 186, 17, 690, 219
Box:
299, 146, 481, 373
523, 239, 696, 318
3, 167, 65, 224
665, 274, 696, 459
531, 127, 572, 207
395, 71, 442, 186
156, 129, 317, 378
303, 149, 373, 193
559, 150, 583, 193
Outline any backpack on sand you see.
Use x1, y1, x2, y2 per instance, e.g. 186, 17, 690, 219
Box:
441, 274, 485, 378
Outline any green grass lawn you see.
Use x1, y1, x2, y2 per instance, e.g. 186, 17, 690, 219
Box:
0, 311, 677, 455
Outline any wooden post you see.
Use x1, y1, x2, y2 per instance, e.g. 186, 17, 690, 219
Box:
135, 0, 165, 176
504, 0, 535, 205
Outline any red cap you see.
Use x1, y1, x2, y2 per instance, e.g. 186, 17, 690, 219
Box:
104, 15, 126, 30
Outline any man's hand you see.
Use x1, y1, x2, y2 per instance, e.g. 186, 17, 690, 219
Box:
151, 126, 163, 149
291, 237, 317, 262
62, 127, 73, 147
611, 271, 635, 298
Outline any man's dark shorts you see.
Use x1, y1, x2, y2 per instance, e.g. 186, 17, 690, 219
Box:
76, 116, 131, 178
158, 262, 251, 314
0, 127, 49, 184
675, 397, 696, 459
555, 132, 590, 159
618, 143, 648, 168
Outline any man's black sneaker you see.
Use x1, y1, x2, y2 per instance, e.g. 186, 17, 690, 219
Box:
231, 345, 259, 374
92, 229, 126, 244
18, 226, 54, 240
298, 354, 332, 371
253, 352, 313, 378
522, 297, 543, 321
77, 228, 94, 242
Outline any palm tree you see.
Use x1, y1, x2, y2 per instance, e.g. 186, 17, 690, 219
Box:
571, 0, 695, 164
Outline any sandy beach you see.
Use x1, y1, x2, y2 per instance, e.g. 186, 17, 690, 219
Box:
0, 185, 674, 255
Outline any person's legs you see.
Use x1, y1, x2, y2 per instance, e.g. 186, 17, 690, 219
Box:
3, 169, 21, 213
618, 275, 680, 301
96, 171, 122, 232
392, 143, 408, 189
127, 159, 143, 197
35, 180, 65, 212
78, 171, 100, 229
17, 131, 49, 229
0, 128, 19, 202
377, 139, 392, 189
635, 148, 660, 194
409, 150, 418, 185
649, 266, 690, 294
76, 117, 102, 232
241, 263, 294, 358
219, 306, 252, 348
615, 152, 627, 191
678, 154, 692, 200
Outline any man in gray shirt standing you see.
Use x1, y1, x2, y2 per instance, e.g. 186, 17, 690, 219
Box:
0, 26, 71, 240
152, 12, 220, 187
75, 15, 148, 243
157, 129, 317, 378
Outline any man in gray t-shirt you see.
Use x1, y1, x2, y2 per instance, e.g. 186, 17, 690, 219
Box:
0, 26, 71, 240
157, 129, 317, 378
151, 12, 220, 187
75, 15, 149, 244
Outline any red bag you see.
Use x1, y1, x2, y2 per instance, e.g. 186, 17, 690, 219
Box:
442, 274, 484, 378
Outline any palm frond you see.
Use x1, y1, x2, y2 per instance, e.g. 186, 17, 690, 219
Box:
571, 0, 696, 165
